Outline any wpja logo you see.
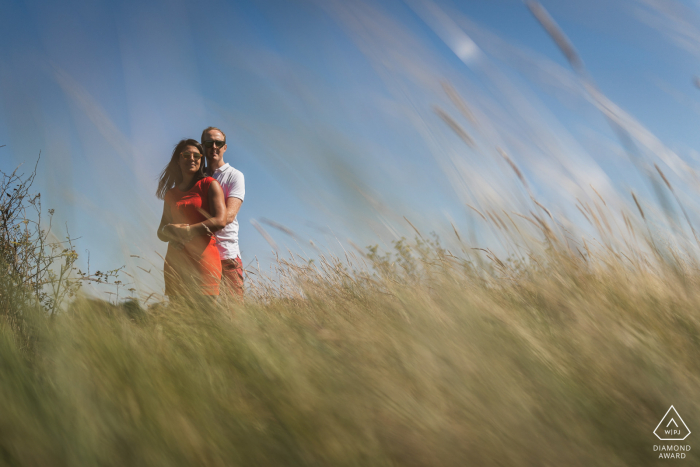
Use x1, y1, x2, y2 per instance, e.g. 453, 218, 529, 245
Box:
653, 405, 691, 459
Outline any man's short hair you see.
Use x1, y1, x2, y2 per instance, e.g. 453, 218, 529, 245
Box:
201, 126, 227, 143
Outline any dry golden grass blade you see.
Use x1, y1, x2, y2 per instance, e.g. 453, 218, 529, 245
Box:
404, 216, 425, 240
501, 211, 522, 235
451, 222, 462, 243
260, 218, 302, 241
575, 203, 593, 226
655, 163, 700, 249
580, 201, 605, 236
530, 211, 556, 242
593, 202, 613, 236
589, 185, 607, 206
531, 197, 553, 220
631, 192, 645, 220
621, 210, 635, 239
486, 211, 501, 230
527, 1, 584, 74
490, 210, 510, 232
250, 219, 279, 251
655, 164, 673, 191
441, 81, 477, 125
433, 106, 476, 148
511, 211, 540, 230
467, 204, 488, 222
497, 147, 529, 191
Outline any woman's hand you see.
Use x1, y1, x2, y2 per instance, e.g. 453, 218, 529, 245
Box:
163, 224, 193, 243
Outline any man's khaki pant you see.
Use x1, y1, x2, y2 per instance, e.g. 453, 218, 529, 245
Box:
221, 257, 244, 297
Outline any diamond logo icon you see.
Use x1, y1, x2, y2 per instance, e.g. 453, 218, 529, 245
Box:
654, 406, 691, 441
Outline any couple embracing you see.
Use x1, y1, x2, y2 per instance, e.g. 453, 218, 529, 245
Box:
156, 127, 245, 301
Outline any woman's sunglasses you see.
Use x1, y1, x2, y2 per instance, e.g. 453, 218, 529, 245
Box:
203, 140, 226, 149
180, 151, 202, 161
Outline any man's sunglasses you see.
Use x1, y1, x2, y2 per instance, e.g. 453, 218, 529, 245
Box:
180, 151, 202, 161
203, 140, 226, 149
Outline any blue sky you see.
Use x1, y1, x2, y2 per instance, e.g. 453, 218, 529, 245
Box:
2, 0, 700, 299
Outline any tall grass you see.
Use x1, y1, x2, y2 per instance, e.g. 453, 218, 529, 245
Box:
1, 215, 699, 466
3, 3, 699, 464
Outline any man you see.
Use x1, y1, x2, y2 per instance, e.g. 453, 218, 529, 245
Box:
201, 126, 245, 297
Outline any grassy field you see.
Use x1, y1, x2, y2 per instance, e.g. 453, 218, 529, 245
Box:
1, 230, 699, 466
3, 2, 697, 464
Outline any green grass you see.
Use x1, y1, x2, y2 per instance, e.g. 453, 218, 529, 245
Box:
1, 238, 699, 466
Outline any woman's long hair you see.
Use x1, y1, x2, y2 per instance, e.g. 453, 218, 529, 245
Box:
156, 139, 207, 199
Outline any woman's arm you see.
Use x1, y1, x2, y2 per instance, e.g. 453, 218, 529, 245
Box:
168, 180, 227, 242
207, 180, 227, 231
157, 201, 174, 242
189, 180, 227, 237
158, 202, 186, 249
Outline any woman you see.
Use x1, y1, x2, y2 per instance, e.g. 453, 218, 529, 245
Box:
156, 139, 226, 298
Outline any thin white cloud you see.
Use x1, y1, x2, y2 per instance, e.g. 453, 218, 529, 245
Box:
405, 0, 483, 65
633, 0, 700, 58
52, 64, 168, 295
53, 65, 133, 158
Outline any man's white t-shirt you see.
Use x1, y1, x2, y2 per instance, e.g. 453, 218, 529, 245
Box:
210, 163, 245, 261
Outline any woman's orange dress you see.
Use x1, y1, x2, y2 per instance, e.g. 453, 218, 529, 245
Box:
163, 177, 222, 296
